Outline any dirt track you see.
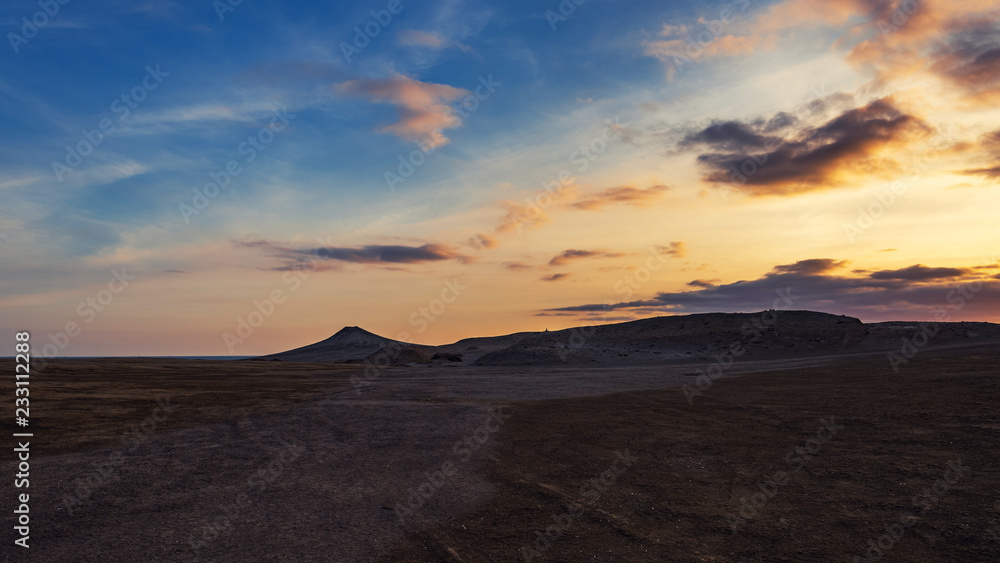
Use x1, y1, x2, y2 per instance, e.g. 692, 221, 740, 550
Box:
3, 343, 999, 561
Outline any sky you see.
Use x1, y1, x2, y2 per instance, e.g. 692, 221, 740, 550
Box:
1, 0, 998, 357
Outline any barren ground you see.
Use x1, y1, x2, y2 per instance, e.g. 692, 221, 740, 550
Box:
3, 343, 999, 562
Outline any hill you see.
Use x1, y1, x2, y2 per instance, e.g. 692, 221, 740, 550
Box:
259, 310, 1000, 366
258, 326, 432, 363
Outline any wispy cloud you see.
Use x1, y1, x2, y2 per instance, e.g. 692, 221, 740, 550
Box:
569, 184, 670, 210
238, 238, 471, 269
654, 242, 687, 259
338, 74, 468, 148
398, 30, 447, 49
548, 249, 624, 266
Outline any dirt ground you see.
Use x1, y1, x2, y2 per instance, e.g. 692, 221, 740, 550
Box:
383, 344, 1000, 562
2, 343, 999, 561
5, 358, 357, 458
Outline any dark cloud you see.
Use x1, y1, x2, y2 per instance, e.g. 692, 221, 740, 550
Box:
962, 165, 1000, 179
544, 259, 999, 321
309, 244, 467, 264
686, 98, 927, 195
804, 92, 857, 118
687, 279, 720, 288
772, 258, 847, 275
552, 299, 660, 313
959, 128, 1000, 180
870, 265, 970, 281
763, 112, 799, 132
534, 311, 578, 317
570, 184, 670, 210
984, 130, 1000, 147
578, 314, 640, 323
541, 273, 571, 282
930, 25, 1000, 104
549, 249, 624, 266
682, 121, 779, 151
237, 238, 469, 269
234, 238, 294, 254
267, 263, 341, 273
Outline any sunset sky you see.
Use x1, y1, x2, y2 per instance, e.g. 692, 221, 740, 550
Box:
1, 0, 999, 356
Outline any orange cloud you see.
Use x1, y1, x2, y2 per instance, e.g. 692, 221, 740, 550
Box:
655, 242, 687, 259
958, 129, 1000, 180
671, 0, 1000, 107
338, 74, 469, 148
494, 184, 577, 234
685, 97, 930, 196
570, 184, 670, 210
756, 0, 873, 33
468, 233, 499, 249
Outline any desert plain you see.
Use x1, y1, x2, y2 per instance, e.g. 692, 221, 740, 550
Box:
3, 311, 1000, 562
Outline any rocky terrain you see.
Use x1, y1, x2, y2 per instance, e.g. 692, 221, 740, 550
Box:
261, 310, 1000, 366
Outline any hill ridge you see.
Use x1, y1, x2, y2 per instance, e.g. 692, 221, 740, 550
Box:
260, 310, 1000, 365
